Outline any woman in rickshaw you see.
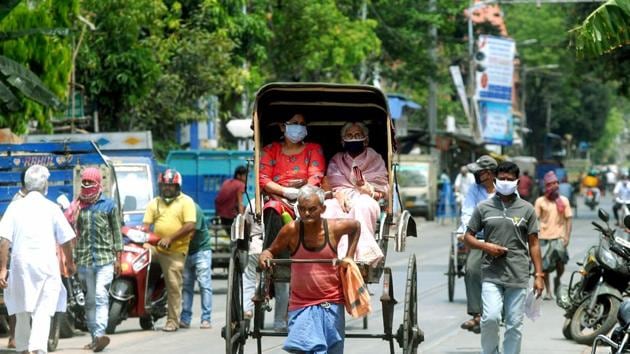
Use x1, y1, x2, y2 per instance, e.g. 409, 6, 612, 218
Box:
322, 121, 385, 266
258, 112, 326, 330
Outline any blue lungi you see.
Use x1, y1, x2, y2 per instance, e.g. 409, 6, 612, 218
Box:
283, 302, 345, 354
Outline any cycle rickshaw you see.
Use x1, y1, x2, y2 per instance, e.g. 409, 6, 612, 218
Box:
446, 231, 468, 302
222, 83, 423, 354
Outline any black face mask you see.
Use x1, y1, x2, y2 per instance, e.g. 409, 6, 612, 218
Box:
343, 140, 365, 155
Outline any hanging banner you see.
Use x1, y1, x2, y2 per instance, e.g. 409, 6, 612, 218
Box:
449, 65, 470, 121
475, 35, 515, 103
477, 100, 513, 146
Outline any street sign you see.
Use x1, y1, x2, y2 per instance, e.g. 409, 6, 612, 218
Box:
475, 35, 516, 103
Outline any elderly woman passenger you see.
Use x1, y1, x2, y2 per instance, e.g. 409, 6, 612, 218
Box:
322, 122, 385, 266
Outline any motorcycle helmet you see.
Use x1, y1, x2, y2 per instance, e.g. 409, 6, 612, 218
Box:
158, 169, 182, 203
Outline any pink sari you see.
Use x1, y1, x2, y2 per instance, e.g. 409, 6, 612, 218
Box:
323, 148, 388, 265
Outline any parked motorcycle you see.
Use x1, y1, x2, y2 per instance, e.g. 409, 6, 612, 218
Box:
557, 209, 630, 345
590, 216, 630, 354
106, 226, 167, 334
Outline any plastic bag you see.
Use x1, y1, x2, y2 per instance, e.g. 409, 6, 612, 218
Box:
524, 289, 542, 321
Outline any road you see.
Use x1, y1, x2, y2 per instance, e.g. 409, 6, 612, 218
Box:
3, 194, 624, 354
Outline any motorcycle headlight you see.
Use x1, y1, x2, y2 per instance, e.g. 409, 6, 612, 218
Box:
597, 247, 618, 270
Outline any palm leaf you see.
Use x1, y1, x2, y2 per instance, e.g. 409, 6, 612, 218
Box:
0, 55, 64, 110
570, 0, 630, 56
0, 80, 21, 111
0, 28, 71, 41
0, 0, 21, 23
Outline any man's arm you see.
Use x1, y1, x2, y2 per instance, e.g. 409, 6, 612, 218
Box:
463, 230, 507, 257
259, 223, 294, 268
336, 219, 360, 259
528, 233, 544, 297
237, 189, 245, 214
158, 222, 195, 248
564, 217, 572, 247
61, 239, 76, 275
0, 238, 9, 288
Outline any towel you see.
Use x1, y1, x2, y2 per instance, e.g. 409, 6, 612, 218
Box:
338, 258, 372, 318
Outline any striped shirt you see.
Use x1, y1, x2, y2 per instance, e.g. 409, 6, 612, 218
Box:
74, 196, 123, 267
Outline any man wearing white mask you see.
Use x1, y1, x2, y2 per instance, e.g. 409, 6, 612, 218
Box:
464, 161, 544, 354
0, 165, 76, 354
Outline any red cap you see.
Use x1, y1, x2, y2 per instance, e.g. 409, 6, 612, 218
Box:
81, 167, 102, 184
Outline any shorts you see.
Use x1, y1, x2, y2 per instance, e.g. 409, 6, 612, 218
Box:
540, 239, 569, 273
283, 302, 345, 354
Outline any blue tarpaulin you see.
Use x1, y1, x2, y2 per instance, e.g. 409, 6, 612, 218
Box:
387, 95, 421, 120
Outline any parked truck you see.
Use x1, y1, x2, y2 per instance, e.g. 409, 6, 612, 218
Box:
25, 131, 161, 226
166, 150, 254, 270
0, 141, 121, 351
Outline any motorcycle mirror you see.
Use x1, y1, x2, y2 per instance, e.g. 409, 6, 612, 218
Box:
597, 208, 609, 223
624, 214, 630, 230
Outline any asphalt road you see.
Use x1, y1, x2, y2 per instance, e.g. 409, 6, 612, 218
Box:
3, 193, 624, 354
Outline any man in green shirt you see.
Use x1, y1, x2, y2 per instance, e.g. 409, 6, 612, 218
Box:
73, 167, 123, 352
464, 161, 544, 354
179, 203, 213, 329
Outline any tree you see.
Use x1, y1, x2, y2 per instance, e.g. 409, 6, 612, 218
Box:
570, 0, 630, 57
0, 0, 76, 133
75, 0, 165, 132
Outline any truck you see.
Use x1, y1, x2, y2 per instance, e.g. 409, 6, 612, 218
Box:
24, 131, 161, 226
394, 154, 438, 221
0, 141, 121, 351
166, 150, 254, 270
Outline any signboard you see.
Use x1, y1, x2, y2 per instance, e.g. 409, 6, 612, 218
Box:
475, 35, 516, 102
449, 65, 470, 121
477, 100, 513, 146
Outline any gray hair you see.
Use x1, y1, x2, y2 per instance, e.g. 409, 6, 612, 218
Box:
297, 185, 325, 205
340, 122, 369, 139
24, 165, 50, 193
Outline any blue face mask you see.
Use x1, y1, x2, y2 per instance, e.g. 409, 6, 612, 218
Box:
285, 124, 307, 143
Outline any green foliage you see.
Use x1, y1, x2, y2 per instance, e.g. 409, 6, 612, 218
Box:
0, 0, 77, 133
592, 103, 627, 162
75, 0, 166, 132
267, 0, 380, 82
571, 0, 630, 57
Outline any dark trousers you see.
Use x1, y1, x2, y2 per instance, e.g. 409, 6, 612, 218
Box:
464, 248, 483, 316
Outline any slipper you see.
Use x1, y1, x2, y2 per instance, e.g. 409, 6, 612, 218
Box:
162, 323, 178, 332
84, 342, 95, 350
200, 321, 212, 329
92, 336, 110, 353
460, 318, 477, 330
470, 323, 481, 334
543, 294, 554, 301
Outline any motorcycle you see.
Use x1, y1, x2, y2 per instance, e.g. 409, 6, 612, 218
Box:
590, 216, 630, 354
106, 226, 167, 334
557, 209, 630, 345
585, 187, 600, 210
57, 274, 88, 338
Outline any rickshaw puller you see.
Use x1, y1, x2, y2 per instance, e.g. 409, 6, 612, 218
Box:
259, 185, 360, 354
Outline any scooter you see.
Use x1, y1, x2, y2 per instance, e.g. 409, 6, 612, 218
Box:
557, 209, 630, 345
106, 226, 167, 334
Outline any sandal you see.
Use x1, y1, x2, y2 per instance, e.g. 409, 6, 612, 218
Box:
162, 323, 178, 332
460, 318, 477, 330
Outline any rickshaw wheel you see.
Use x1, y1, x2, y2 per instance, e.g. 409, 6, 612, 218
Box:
447, 251, 455, 303
397, 255, 424, 354
223, 249, 246, 354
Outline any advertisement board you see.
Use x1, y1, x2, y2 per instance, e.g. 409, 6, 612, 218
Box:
477, 100, 513, 146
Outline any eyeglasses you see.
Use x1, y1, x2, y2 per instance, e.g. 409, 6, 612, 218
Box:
343, 133, 365, 140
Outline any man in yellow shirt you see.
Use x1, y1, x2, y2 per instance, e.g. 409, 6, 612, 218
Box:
143, 169, 196, 332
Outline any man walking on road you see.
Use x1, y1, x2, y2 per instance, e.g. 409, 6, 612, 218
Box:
259, 185, 360, 354
0, 165, 76, 354
459, 155, 497, 334
215, 166, 247, 227
535, 171, 572, 300
464, 161, 544, 354
71, 167, 123, 352
143, 169, 196, 332
179, 203, 213, 330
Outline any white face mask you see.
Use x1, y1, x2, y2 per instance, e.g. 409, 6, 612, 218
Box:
494, 179, 518, 196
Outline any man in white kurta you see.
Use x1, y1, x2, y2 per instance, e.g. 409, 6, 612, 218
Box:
0, 165, 75, 354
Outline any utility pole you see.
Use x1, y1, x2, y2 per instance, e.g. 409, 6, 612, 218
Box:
428, 0, 438, 158
359, 0, 368, 83
467, 0, 476, 142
